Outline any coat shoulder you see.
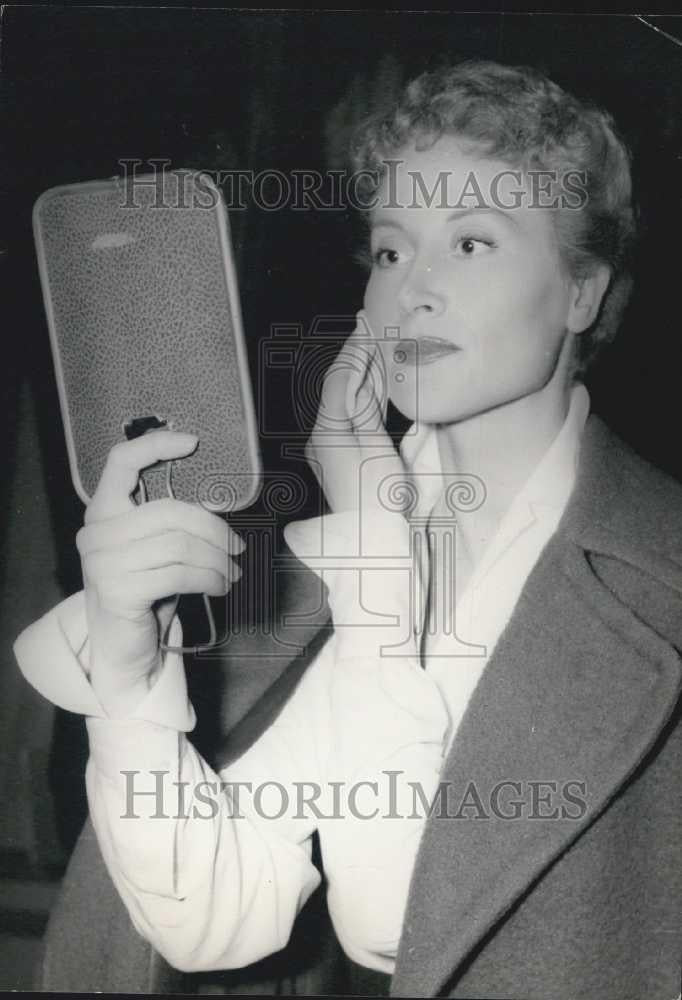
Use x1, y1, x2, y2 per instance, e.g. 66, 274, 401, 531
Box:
574, 416, 682, 650
578, 415, 682, 563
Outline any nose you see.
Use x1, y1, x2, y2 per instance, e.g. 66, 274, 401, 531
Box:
396, 263, 446, 318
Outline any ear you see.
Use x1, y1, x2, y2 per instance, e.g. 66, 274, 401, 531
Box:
566, 266, 611, 334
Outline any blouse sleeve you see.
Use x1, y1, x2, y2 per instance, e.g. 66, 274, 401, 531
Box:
14, 595, 322, 973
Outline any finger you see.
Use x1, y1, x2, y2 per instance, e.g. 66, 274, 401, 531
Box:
83, 532, 238, 583
329, 313, 375, 397
87, 431, 199, 522
368, 343, 390, 425
78, 497, 244, 556
348, 347, 391, 429
349, 309, 373, 342
351, 382, 396, 453
360, 313, 390, 424
312, 328, 373, 445
155, 593, 179, 632
107, 565, 237, 608
344, 339, 378, 417
318, 355, 357, 430
345, 313, 390, 424
345, 310, 377, 386
357, 311, 391, 423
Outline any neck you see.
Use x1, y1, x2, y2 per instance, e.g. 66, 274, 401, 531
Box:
435, 357, 574, 567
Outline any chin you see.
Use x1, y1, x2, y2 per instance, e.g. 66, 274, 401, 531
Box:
389, 364, 562, 427
391, 388, 532, 427
387, 362, 472, 425
389, 389, 457, 426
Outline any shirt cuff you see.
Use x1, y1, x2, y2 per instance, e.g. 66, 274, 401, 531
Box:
284, 509, 423, 660
13, 591, 196, 732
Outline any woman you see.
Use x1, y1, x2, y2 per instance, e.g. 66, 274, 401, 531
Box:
16, 62, 682, 998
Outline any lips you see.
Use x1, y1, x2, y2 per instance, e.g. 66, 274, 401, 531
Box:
393, 338, 461, 366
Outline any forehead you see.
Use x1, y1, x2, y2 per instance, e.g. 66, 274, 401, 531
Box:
370, 138, 559, 245
374, 138, 515, 207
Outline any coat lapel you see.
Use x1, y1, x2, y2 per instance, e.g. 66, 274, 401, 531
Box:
392, 418, 682, 997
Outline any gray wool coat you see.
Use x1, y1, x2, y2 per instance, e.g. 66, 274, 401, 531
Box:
37, 414, 682, 999
390, 414, 682, 999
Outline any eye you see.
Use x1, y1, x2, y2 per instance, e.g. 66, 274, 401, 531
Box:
453, 236, 495, 257
372, 246, 405, 268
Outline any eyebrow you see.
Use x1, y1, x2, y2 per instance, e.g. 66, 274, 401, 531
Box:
369, 207, 518, 231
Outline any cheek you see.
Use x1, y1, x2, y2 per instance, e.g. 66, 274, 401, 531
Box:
463, 281, 569, 394
479, 271, 569, 350
532, 272, 571, 328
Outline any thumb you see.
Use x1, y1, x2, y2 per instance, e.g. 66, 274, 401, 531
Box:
155, 595, 178, 637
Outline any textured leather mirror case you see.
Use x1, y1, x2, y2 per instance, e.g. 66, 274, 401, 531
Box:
33, 170, 262, 511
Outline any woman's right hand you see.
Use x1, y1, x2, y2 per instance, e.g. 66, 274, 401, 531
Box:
76, 430, 245, 716
304, 311, 404, 516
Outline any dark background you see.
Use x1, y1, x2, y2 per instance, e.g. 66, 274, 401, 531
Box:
1, 8, 681, 859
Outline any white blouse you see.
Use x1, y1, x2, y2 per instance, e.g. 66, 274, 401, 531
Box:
14, 386, 589, 975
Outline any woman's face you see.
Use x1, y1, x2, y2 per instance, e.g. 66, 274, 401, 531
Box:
362, 138, 581, 425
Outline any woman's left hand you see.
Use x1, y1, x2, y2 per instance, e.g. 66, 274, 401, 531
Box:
304, 311, 406, 516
